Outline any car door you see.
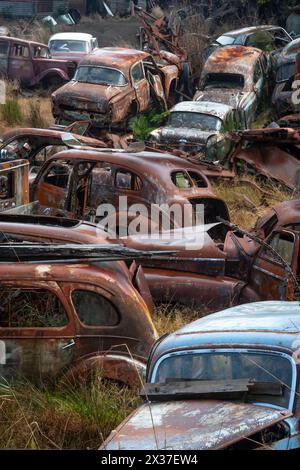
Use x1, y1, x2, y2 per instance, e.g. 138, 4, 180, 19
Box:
33, 159, 71, 211
0, 281, 76, 383
7, 42, 34, 86
131, 61, 150, 113
248, 230, 300, 301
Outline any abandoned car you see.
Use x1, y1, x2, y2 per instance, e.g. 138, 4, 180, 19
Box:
120, 198, 300, 310
102, 301, 300, 450
206, 25, 292, 58
0, 36, 77, 88
51, 47, 186, 127
0, 216, 158, 386
272, 39, 300, 117
194, 46, 271, 127
25, 148, 229, 233
149, 101, 246, 154
48, 32, 99, 64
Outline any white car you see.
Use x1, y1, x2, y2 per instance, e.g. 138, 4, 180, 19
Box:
48, 32, 98, 65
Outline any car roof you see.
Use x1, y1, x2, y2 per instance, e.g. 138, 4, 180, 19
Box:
203, 45, 262, 75
79, 47, 150, 70
281, 37, 300, 59
171, 101, 233, 119
46, 148, 211, 184
152, 302, 300, 361
49, 32, 93, 41
0, 35, 48, 49
219, 25, 282, 38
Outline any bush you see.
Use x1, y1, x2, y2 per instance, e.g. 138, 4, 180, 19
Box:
130, 109, 169, 141
1, 98, 23, 125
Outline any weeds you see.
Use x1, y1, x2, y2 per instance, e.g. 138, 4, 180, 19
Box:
1, 98, 23, 126
130, 109, 169, 141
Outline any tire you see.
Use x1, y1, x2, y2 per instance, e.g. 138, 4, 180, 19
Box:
180, 62, 194, 98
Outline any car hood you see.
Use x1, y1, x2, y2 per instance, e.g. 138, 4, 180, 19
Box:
101, 399, 291, 450
151, 127, 216, 146
195, 89, 244, 108
53, 81, 127, 111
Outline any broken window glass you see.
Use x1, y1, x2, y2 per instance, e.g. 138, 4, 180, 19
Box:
72, 290, 119, 326
0, 288, 68, 328
171, 171, 192, 189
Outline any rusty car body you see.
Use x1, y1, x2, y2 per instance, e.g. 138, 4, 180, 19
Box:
206, 25, 292, 59
272, 41, 300, 117
102, 301, 299, 450
149, 100, 246, 154
25, 148, 229, 232
119, 198, 300, 310
0, 216, 158, 386
194, 46, 271, 127
48, 32, 98, 65
51, 46, 185, 127
0, 36, 76, 88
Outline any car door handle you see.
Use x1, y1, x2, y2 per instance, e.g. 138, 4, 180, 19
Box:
61, 339, 75, 350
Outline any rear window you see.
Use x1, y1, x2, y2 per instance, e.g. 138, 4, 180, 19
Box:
276, 62, 295, 82
171, 171, 207, 189
216, 35, 236, 46
72, 290, 119, 326
204, 73, 244, 90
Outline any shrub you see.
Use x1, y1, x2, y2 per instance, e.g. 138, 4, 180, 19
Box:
1, 98, 23, 125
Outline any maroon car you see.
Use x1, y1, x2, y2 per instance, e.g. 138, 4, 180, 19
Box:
0, 36, 76, 88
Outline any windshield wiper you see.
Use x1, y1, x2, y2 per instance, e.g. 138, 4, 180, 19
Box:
140, 379, 283, 401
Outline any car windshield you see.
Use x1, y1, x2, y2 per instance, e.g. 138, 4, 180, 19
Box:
276, 62, 295, 82
49, 39, 88, 53
74, 65, 127, 86
168, 112, 222, 131
216, 35, 236, 46
203, 73, 245, 90
153, 350, 294, 409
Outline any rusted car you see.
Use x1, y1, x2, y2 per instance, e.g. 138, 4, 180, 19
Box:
0, 216, 157, 386
149, 101, 246, 154
102, 301, 300, 450
120, 198, 300, 310
0, 127, 109, 183
25, 148, 229, 232
0, 36, 76, 88
51, 47, 185, 127
48, 32, 98, 65
272, 40, 300, 117
206, 25, 292, 58
194, 46, 271, 127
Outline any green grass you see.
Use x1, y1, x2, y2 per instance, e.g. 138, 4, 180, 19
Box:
1, 98, 23, 126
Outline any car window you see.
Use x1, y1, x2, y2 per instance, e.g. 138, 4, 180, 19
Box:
132, 62, 144, 82
115, 170, 142, 190
12, 44, 29, 58
171, 171, 192, 189
33, 46, 50, 58
72, 290, 119, 326
74, 65, 127, 86
49, 40, 88, 53
43, 162, 70, 189
260, 231, 295, 265
0, 40, 8, 55
276, 62, 295, 83
0, 288, 68, 328
154, 350, 293, 409
253, 61, 262, 83
187, 171, 208, 188
168, 112, 222, 131
0, 171, 14, 200
216, 35, 235, 46
203, 73, 244, 90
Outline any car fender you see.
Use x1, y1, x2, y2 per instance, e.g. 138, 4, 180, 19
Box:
64, 354, 146, 387
33, 68, 69, 86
